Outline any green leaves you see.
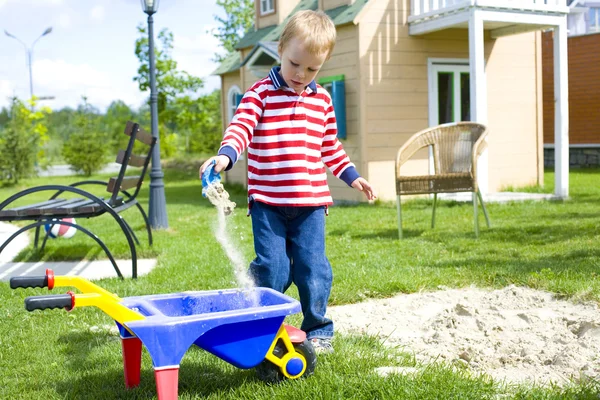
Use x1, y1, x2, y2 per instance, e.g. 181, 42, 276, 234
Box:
61, 97, 108, 176
211, 0, 254, 62
133, 24, 204, 115
0, 97, 52, 184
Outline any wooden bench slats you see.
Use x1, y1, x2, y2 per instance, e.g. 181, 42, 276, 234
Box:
116, 150, 146, 167
49, 198, 97, 215
0, 199, 68, 217
124, 121, 154, 146
107, 176, 141, 193
78, 196, 122, 213
23, 199, 75, 216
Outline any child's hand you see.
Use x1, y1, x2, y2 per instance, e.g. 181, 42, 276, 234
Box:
199, 155, 230, 179
351, 177, 377, 201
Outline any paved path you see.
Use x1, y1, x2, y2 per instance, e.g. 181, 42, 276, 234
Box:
37, 163, 121, 177
439, 192, 557, 203
0, 222, 156, 281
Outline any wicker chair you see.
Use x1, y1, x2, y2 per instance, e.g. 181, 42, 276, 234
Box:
396, 122, 491, 238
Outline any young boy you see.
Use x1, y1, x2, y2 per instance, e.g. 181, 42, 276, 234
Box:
200, 10, 376, 353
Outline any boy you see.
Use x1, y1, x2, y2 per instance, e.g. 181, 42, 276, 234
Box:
200, 9, 376, 353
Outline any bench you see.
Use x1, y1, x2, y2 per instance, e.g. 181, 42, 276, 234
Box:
0, 121, 156, 279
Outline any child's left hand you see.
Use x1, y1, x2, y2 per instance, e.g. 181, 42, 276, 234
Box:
351, 177, 377, 201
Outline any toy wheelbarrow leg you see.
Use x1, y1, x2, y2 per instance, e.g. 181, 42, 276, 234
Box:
122, 336, 143, 388
117, 323, 180, 400
154, 366, 180, 400
119, 326, 143, 389
121, 337, 180, 400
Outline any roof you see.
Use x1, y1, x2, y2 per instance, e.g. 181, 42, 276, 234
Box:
241, 41, 280, 67
327, 0, 369, 26
213, 0, 369, 75
211, 51, 242, 75
235, 0, 318, 50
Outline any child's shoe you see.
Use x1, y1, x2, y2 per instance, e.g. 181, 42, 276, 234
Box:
310, 338, 334, 354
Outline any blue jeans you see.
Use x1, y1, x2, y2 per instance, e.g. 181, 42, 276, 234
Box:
249, 201, 333, 339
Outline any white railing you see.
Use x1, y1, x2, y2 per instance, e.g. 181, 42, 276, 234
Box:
410, 0, 569, 22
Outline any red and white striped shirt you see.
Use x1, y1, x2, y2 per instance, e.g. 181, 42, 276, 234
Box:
218, 67, 359, 207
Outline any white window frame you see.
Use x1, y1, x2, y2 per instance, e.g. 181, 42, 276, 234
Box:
260, 0, 274, 15
589, 7, 600, 32
427, 58, 488, 194
227, 85, 242, 122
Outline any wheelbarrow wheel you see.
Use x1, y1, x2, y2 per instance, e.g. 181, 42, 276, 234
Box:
256, 339, 317, 383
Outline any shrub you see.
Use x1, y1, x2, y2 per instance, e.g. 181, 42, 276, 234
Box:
62, 98, 107, 176
0, 98, 51, 184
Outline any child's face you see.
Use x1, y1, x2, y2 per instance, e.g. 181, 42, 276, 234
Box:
279, 37, 328, 94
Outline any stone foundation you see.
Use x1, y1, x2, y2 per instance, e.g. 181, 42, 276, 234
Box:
544, 147, 600, 168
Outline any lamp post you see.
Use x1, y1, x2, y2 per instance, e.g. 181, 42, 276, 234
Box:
4, 27, 52, 109
141, 0, 169, 229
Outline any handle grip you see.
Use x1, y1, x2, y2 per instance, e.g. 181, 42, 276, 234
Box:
10, 276, 48, 290
9, 269, 55, 290
25, 293, 74, 312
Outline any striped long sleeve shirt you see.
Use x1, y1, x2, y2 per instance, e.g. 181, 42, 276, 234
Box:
218, 67, 359, 207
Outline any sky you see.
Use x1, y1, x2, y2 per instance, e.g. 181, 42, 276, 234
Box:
0, 0, 224, 112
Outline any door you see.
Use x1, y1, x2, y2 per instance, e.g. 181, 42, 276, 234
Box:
427, 60, 488, 194
429, 62, 470, 126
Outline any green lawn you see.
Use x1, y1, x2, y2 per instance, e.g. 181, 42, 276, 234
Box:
0, 167, 599, 399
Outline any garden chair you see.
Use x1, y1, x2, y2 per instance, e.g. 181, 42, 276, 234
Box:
0, 121, 156, 279
396, 121, 491, 239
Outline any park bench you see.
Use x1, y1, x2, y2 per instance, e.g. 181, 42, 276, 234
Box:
0, 121, 156, 279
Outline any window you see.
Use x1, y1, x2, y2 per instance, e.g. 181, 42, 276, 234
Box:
318, 75, 346, 140
589, 7, 600, 33
260, 0, 274, 15
227, 85, 242, 122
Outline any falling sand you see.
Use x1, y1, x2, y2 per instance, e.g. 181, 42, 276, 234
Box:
204, 182, 258, 303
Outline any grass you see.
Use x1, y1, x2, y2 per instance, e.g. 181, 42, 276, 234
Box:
1, 167, 600, 399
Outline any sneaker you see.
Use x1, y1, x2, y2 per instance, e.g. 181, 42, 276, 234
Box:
310, 338, 334, 354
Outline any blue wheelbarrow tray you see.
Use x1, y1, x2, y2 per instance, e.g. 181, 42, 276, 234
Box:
116, 287, 301, 370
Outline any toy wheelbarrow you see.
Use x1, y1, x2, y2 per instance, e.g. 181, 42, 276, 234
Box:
10, 270, 317, 400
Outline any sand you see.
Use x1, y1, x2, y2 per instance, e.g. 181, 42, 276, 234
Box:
327, 285, 600, 387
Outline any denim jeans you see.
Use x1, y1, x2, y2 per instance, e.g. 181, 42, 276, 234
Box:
249, 201, 333, 339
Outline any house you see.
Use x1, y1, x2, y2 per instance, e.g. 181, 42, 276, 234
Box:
566, 0, 600, 36
213, 0, 570, 202
542, 1, 600, 168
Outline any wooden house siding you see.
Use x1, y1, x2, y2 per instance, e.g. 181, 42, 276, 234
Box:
542, 31, 600, 145
221, 72, 247, 187
357, 1, 542, 200
486, 32, 543, 191
256, 0, 301, 29
317, 23, 363, 202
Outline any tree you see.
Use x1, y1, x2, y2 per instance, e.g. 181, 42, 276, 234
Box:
134, 26, 204, 114
0, 98, 51, 183
211, 0, 254, 62
62, 97, 108, 176
103, 100, 137, 153
162, 90, 222, 155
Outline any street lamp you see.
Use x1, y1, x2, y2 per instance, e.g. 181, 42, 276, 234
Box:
141, 0, 169, 229
4, 27, 52, 108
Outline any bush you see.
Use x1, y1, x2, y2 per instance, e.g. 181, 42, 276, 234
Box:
62, 98, 107, 176
0, 98, 51, 183
62, 131, 107, 176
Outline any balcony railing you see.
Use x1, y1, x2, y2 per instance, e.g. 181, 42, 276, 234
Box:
409, 0, 569, 23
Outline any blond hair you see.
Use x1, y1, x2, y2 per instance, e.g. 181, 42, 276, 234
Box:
278, 10, 336, 59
